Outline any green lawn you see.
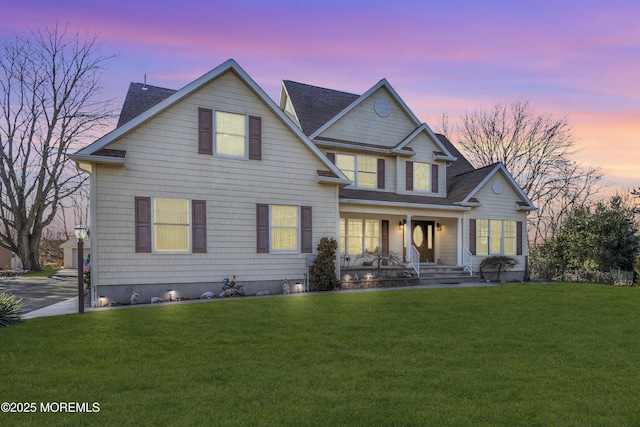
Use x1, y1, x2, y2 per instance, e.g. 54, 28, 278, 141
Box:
21, 266, 61, 277
2, 284, 640, 426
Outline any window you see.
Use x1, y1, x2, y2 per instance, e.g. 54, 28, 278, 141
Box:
336, 154, 377, 188
271, 205, 298, 252
135, 198, 207, 254
476, 219, 516, 255
414, 162, 430, 191
154, 198, 190, 252
256, 204, 312, 253
216, 111, 246, 157
340, 218, 380, 255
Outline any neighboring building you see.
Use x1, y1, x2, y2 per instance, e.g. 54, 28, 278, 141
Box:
60, 238, 91, 268
70, 59, 535, 306
0, 246, 21, 270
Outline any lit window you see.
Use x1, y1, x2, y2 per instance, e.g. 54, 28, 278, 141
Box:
358, 156, 377, 188
341, 218, 380, 255
336, 154, 377, 188
154, 198, 190, 252
414, 162, 430, 191
476, 219, 517, 255
216, 111, 246, 157
271, 205, 298, 252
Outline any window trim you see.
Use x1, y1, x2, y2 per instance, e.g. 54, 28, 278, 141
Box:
475, 219, 517, 256
336, 153, 377, 189
214, 110, 248, 159
152, 198, 191, 254
340, 217, 381, 255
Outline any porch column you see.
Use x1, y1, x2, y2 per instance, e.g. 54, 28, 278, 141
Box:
405, 214, 412, 262
457, 218, 463, 266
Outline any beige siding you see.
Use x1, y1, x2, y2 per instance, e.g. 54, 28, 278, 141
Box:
463, 171, 530, 273
94, 71, 338, 287
318, 88, 415, 146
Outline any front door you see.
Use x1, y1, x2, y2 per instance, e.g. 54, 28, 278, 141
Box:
411, 221, 435, 263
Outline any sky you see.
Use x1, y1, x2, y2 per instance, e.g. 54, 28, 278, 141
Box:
2, 0, 639, 195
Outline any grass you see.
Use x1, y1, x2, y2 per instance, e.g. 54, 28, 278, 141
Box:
2, 283, 640, 426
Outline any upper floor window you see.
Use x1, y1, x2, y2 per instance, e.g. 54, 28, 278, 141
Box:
216, 111, 246, 157
414, 161, 430, 192
336, 154, 377, 189
198, 108, 262, 159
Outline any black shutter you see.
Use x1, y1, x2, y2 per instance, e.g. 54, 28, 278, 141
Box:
377, 158, 385, 189
432, 164, 439, 193
381, 220, 389, 257
198, 108, 213, 155
406, 161, 413, 191
256, 204, 269, 253
192, 200, 207, 253
135, 197, 152, 253
248, 115, 262, 160
469, 219, 477, 255
516, 221, 523, 256
301, 206, 313, 253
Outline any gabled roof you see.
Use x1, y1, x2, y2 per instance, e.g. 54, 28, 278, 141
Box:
116, 83, 177, 127
395, 124, 456, 161
309, 78, 421, 139
280, 81, 359, 136
70, 59, 350, 185
449, 163, 536, 210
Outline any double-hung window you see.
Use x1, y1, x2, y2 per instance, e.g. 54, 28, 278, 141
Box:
336, 154, 377, 189
154, 198, 190, 253
256, 204, 312, 253
271, 205, 298, 252
414, 161, 430, 192
215, 111, 246, 157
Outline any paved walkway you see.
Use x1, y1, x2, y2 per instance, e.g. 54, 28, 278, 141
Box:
20, 279, 501, 319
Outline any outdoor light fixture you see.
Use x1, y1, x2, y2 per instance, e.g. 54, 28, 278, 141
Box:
167, 289, 174, 301
436, 222, 442, 231
98, 296, 106, 307
74, 224, 88, 314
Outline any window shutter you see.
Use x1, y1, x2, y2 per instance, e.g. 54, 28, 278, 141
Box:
381, 220, 389, 257
326, 152, 335, 164
377, 158, 385, 189
198, 108, 213, 155
516, 221, 523, 256
192, 200, 207, 253
301, 206, 313, 253
135, 197, 151, 253
469, 219, 476, 255
432, 164, 439, 193
248, 115, 262, 160
406, 161, 413, 191
256, 204, 269, 253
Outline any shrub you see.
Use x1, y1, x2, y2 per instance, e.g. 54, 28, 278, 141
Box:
480, 256, 518, 282
309, 237, 338, 291
0, 292, 24, 327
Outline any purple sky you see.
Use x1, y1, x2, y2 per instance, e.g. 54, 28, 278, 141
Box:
2, 0, 639, 194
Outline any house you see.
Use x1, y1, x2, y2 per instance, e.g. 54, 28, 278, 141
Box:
0, 246, 21, 270
60, 238, 91, 268
69, 59, 535, 306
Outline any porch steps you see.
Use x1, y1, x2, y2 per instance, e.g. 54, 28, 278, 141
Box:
418, 264, 480, 285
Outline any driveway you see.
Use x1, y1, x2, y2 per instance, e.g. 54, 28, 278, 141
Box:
0, 270, 78, 313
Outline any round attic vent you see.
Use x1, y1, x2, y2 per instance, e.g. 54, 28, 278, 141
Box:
374, 99, 390, 117
492, 181, 503, 194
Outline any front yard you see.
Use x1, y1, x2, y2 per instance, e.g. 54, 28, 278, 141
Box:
1, 283, 640, 426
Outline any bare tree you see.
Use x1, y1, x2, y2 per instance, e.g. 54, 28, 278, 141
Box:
455, 100, 602, 245
0, 23, 113, 271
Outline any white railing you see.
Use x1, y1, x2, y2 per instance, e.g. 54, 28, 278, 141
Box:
463, 246, 473, 277
408, 245, 420, 278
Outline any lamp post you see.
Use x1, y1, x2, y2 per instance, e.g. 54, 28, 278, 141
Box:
75, 224, 88, 314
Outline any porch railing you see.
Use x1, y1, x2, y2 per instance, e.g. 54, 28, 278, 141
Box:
463, 246, 473, 277
408, 245, 420, 278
